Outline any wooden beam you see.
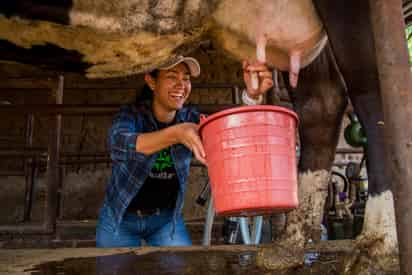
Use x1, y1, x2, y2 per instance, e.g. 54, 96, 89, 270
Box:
0, 77, 246, 89
0, 104, 240, 115
369, 1, 412, 274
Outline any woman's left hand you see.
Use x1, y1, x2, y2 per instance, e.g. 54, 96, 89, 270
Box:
242, 60, 274, 99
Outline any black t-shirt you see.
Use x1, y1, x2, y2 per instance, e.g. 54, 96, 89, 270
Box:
127, 118, 180, 211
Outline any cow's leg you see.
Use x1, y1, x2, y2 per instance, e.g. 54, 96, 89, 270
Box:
349, 93, 398, 256
279, 45, 347, 247
314, 0, 398, 258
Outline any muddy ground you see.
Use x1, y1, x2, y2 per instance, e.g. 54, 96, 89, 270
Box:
0, 240, 400, 275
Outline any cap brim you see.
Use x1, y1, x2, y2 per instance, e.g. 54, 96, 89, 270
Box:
159, 56, 200, 78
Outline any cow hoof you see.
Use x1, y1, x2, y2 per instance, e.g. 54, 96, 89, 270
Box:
342, 249, 399, 274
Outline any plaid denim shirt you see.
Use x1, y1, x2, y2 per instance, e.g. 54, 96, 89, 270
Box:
102, 101, 200, 230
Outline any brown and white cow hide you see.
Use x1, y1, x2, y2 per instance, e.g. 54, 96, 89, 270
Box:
0, 0, 326, 81
211, 0, 327, 87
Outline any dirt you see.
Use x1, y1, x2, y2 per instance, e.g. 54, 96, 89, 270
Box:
0, 241, 400, 275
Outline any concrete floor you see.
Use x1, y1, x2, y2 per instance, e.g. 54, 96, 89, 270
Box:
0, 241, 378, 275
1, 246, 260, 275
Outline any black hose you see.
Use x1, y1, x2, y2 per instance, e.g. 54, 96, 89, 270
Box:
332, 171, 350, 193
359, 154, 366, 172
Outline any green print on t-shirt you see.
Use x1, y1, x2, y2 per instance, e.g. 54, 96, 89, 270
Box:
153, 148, 173, 172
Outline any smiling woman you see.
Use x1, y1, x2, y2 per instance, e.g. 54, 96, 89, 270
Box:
146, 63, 193, 121
95, 56, 206, 249
95, 54, 274, 249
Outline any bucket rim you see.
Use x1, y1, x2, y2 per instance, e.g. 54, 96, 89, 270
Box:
199, 105, 299, 133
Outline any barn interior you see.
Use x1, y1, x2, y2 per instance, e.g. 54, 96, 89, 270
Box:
1, 1, 411, 274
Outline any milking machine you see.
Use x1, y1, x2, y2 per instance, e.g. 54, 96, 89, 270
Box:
325, 113, 368, 240
325, 162, 368, 240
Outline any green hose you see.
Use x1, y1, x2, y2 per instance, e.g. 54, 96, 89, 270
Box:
344, 113, 367, 148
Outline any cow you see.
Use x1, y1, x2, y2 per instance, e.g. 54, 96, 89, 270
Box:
0, 1, 326, 79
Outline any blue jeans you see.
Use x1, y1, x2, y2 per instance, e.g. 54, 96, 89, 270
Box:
96, 206, 192, 247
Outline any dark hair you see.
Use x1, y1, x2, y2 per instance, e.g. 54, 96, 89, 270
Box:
136, 70, 159, 104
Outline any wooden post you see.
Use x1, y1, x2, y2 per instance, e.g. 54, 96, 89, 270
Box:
369, 1, 412, 274
45, 75, 64, 233
23, 114, 35, 222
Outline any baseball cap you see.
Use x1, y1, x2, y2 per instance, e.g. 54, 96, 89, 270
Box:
158, 56, 201, 77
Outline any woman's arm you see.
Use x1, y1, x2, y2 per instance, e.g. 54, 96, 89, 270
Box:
136, 122, 207, 165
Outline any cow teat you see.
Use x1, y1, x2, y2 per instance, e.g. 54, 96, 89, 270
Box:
289, 51, 301, 88
251, 34, 268, 90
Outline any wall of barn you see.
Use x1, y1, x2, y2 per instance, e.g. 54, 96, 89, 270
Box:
0, 45, 361, 225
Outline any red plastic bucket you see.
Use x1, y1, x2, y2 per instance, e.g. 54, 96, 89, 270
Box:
199, 105, 299, 216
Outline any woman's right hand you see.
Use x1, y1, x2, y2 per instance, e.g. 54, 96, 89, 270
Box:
173, 123, 207, 166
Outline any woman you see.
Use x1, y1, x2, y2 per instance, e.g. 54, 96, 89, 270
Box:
96, 56, 274, 247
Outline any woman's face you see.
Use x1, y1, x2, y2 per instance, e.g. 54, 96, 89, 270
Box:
150, 63, 192, 112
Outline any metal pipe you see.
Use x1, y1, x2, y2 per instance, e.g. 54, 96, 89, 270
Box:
369, 1, 412, 273
202, 194, 215, 246
239, 217, 252, 245
252, 216, 263, 244
239, 216, 263, 245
